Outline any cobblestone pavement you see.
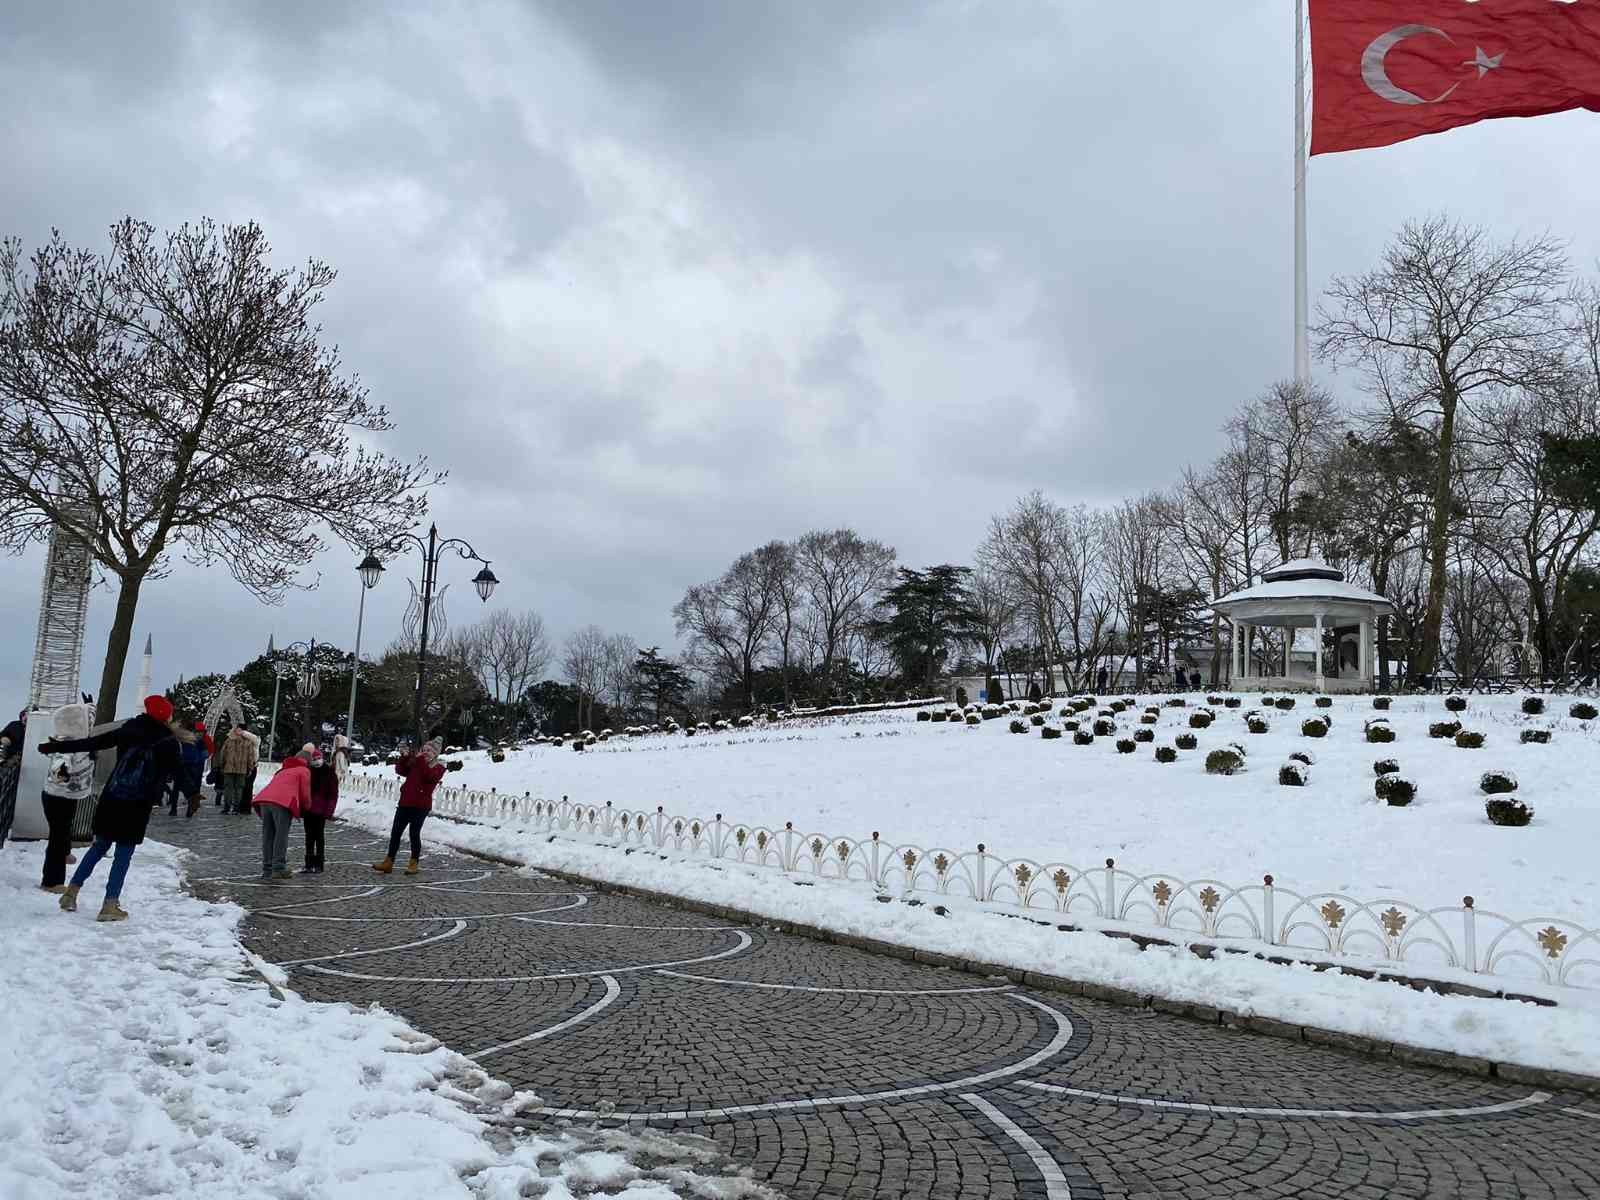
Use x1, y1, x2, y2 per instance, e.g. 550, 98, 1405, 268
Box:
159, 810, 1600, 1200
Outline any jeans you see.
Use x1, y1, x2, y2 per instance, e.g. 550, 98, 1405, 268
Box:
223, 773, 249, 814
41, 792, 77, 887
70, 836, 135, 900
303, 813, 326, 869
387, 807, 427, 861
260, 805, 292, 874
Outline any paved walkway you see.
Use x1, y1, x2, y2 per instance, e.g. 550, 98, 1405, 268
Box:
162, 809, 1600, 1199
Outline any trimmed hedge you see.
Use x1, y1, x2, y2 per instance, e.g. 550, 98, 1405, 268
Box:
1073, 730, 1095, 746
1521, 696, 1545, 716
1315, 696, 1332, 708
1300, 717, 1329, 738
1008, 719, 1028, 734
1278, 761, 1309, 787
1116, 738, 1136, 754
1154, 745, 1177, 763
1372, 696, 1392, 711
1092, 718, 1117, 737
1205, 748, 1244, 775
1175, 733, 1198, 751
1188, 711, 1214, 729
1041, 726, 1063, 740
1571, 702, 1599, 721
1364, 720, 1395, 744
1375, 774, 1417, 806
1246, 715, 1270, 734
1444, 695, 1467, 713
1133, 727, 1155, 743
1224, 697, 1242, 709
1274, 697, 1296, 710
1479, 770, 1517, 795
1520, 728, 1551, 745
1428, 720, 1462, 739
1289, 749, 1315, 766
1454, 730, 1485, 749
1485, 798, 1534, 827
1373, 757, 1399, 776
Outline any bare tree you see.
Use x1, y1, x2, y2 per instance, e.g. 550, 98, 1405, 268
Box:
792, 528, 897, 673
1316, 217, 1569, 682
462, 610, 550, 704
1228, 380, 1344, 561
672, 542, 787, 711
562, 625, 608, 730
601, 633, 639, 721
1105, 494, 1167, 689
0, 219, 437, 719
968, 566, 1018, 677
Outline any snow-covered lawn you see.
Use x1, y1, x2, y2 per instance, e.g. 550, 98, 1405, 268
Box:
372, 693, 1600, 925
0, 840, 776, 1199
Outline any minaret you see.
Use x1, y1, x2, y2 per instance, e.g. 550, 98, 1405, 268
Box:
137, 634, 153, 704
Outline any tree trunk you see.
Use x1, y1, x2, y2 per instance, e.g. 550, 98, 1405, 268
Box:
1414, 392, 1458, 684
95, 570, 145, 725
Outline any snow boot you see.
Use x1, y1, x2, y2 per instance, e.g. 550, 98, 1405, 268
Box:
97, 899, 128, 923
372, 857, 394, 874
272, 869, 293, 881
59, 885, 80, 912
404, 857, 420, 876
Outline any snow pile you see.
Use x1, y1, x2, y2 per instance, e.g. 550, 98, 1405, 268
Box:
0, 841, 777, 1200
336, 795, 1600, 1078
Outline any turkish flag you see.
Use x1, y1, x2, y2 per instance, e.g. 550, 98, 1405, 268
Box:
1310, 0, 1600, 155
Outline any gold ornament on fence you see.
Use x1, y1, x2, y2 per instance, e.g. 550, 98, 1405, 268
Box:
903, 849, 918, 871
1380, 907, 1408, 939
1320, 900, 1347, 930
1053, 869, 1072, 893
1199, 886, 1220, 913
1538, 926, 1568, 959
1015, 864, 1033, 889
1152, 880, 1173, 907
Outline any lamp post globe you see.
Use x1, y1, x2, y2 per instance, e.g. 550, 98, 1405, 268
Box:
358, 553, 385, 591
473, 566, 498, 603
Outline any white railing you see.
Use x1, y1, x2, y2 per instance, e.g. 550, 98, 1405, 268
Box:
342, 771, 1600, 996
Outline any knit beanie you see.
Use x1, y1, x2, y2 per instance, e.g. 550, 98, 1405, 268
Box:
144, 694, 174, 723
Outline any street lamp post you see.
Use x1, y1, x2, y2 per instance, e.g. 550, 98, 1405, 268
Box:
364, 524, 498, 742
265, 637, 320, 761
344, 553, 384, 749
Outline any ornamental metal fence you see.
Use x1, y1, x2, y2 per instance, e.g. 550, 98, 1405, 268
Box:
341, 771, 1600, 996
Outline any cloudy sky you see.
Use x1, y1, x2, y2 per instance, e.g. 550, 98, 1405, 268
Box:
2, 0, 1598, 713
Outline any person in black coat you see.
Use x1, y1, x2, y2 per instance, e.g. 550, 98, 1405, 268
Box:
39, 694, 197, 922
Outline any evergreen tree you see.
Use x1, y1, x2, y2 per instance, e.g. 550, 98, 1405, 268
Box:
634, 647, 694, 722
866, 565, 981, 691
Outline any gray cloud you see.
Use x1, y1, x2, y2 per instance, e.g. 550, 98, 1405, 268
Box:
3, 0, 1599, 712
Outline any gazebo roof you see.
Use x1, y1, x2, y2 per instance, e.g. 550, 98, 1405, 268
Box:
1214, 559, 1393, 613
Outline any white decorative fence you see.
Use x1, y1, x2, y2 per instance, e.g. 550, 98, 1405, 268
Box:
343, 772, 1600, 996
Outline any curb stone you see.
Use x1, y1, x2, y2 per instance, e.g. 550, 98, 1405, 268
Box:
430, 830, 1600, 1098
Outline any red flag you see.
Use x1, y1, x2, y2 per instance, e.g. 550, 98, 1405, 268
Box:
1310, 0, 1600, 155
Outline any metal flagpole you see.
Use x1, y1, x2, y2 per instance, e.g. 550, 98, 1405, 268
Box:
1294, 0, 1310, 384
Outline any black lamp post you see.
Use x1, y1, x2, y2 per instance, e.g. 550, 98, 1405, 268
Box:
364, 524, 498, 741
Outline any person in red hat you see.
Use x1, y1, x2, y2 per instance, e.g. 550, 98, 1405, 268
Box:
39, 694, 198, 922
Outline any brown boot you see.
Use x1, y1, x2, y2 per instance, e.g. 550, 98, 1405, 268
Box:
59, 885, 80, 912
372, 857, 394, 874
97, 899, 128, 922
40, 883, 66, 894
404, 857, 420, 876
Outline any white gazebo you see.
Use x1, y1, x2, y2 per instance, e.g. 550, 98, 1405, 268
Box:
1212, 559, 1394, 693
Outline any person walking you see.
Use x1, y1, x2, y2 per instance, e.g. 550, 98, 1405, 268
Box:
252, 751, 308, 880
173, 720, 209, 818
301, 742, 339, 874
38, 702, 96, 892
374, 739, 445, 876
41, 694, 197, 922
218, 722, 258, 815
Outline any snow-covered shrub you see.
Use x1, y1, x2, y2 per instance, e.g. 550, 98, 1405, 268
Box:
1521, 728, 1551, 745
1375, 774, 1416, 805
1289, 749, 1315, 766
916, 710, 931, 722
1278, 761, 1309, 787
1073, 699, 1095, 714
1521, 696, 1545, 716
1166, 697, 1186, 707
965, 714, 981, 727
1227, 740, 1248, 759
1454, 730, 1485, 749
1154, 745, 1177, 763
1364, 719, 1395, 744
1479, 769, 1518, 795
1207, 694, 1225, 706
1007, 701, 1024, 714
1261, 695, 1277, 706
1188, 711, 1213, 729
1109, 700, 1128, 714
1274, 697, 1296, 710
1372, 696, 1393, 711
1246, 714, 1270, 734
930, 710, 949, 723
1073, 730, 1095, 746
1301, 717, 1329, 738
572, 741, 586, 752
1315, 696, 1332, 708
490, 749, 506, 763
1428, 720, 1462, 739
1133, 727, 1155, 743
1041, 726, 1062, 740
1008, 719, 1028, 735
1030, 713, 1046, 727
1444, 695, 1467, 712
1205, 748, 1244, 775
1224, 697, 1242, 708
982, 705, 1003, 720
1485, 798, 1534, 827
1116, 738, 1136, 754
445, 759, 464, 772
1175, 733, 1198, 750
1063, 718, 1080, 732
1570, 702, 1598, 721
1373, 757, 1399, 776
1140, 712, 1159, 725
1092, 718, 1117, 737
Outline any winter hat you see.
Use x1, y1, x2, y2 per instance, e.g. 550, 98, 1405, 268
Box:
51, 702, 92, 740
194, 720, 206, 732
144, 694, 174, 723
301, 742, 318, 759
421, 739, 443, 757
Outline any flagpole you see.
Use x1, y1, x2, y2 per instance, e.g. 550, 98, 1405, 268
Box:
1294, 0, 1310, 383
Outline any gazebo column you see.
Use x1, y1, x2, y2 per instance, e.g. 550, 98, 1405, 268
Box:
1284, 628, 1292, 680
1360, 615, 1373, 690
1314, 611, 1325, 691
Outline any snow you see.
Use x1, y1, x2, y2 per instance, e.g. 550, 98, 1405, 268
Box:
364, 694, 1600, 927
335, 790, 1600, 1078
0, 840, 780, 1199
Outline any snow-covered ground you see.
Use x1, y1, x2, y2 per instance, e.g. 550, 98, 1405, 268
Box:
365, 694, 1600, 924
0, 840, 778, 1199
